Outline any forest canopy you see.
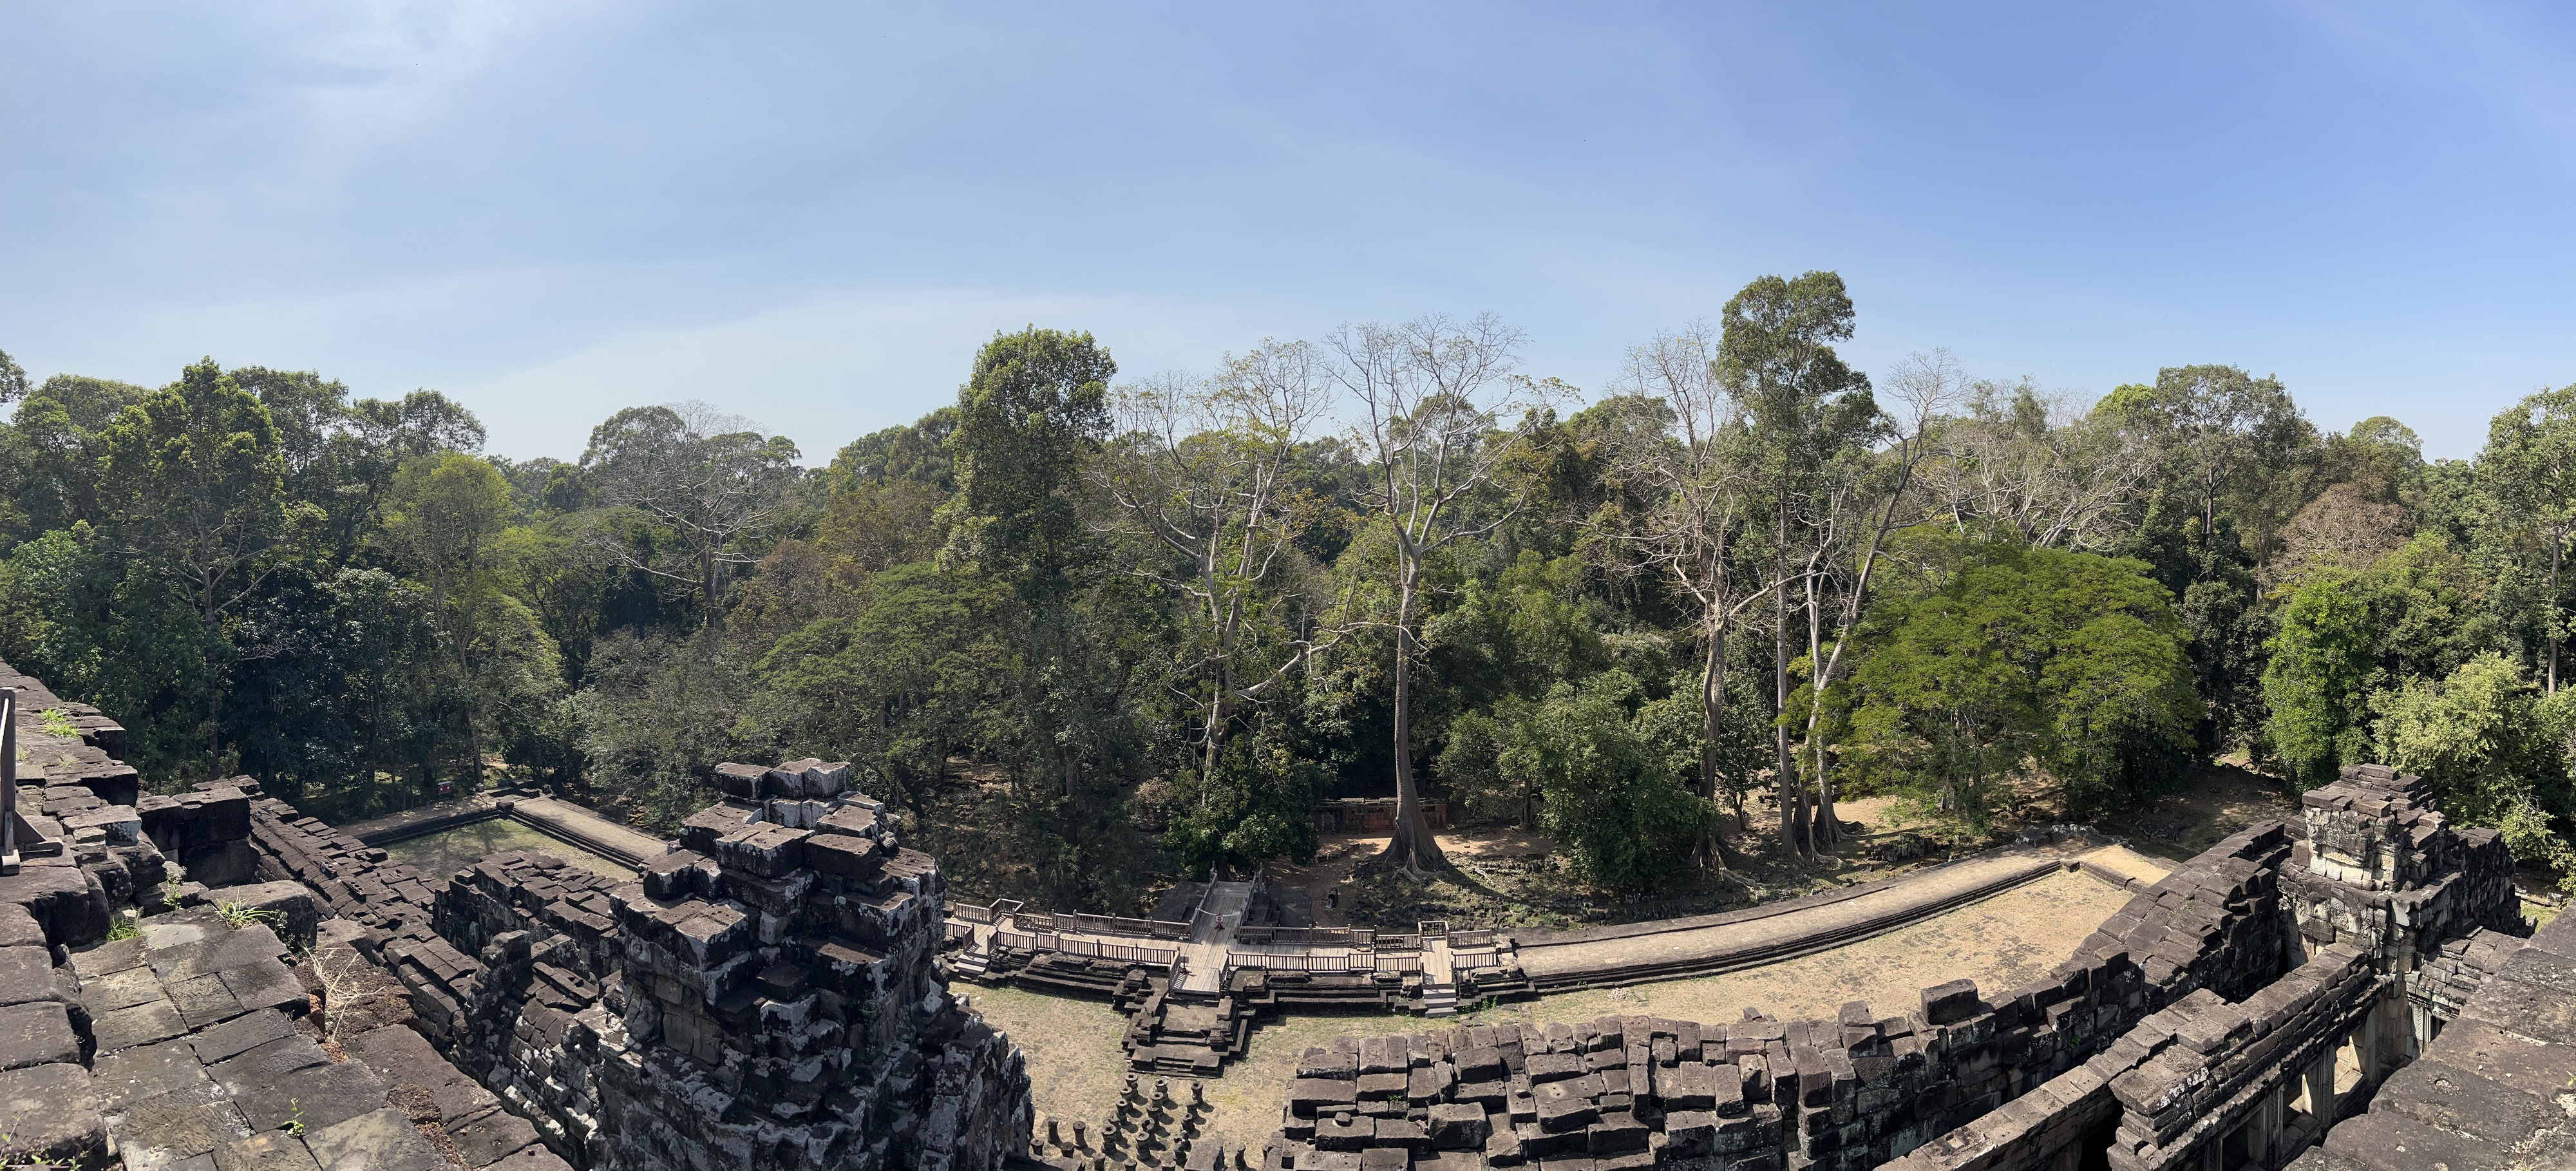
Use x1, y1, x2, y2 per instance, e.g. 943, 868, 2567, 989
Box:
5, 277, 2573, 906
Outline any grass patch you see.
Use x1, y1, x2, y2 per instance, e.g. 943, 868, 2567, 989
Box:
215, 900, 284, 930
961, 985, 1133, 1133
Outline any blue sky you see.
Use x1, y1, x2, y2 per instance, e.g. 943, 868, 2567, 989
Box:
5, 3, 2573, 462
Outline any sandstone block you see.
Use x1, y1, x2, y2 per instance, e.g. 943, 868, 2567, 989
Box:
0, 1062, 108, 1168
1426, 1103, 1489, 1150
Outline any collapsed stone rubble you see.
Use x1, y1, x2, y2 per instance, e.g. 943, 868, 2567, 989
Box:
307, 759, 1033, 1171
240, 758, 1036, 1170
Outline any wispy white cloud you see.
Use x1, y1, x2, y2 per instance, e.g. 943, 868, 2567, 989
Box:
457, 288, 1293, 461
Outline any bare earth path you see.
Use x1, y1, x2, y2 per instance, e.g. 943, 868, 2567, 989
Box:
1515, 848, 2069, 982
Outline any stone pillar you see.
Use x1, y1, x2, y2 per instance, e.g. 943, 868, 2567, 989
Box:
2307, 1054, 2336, 1127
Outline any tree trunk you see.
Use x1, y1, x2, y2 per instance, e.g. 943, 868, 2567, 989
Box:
2552, 533, 2562, 696
1203, 672, 1227, 784
205, 666, 222, 785
1774, 504, 1804, 859
705, 548, 719, 632
1804, 569, 1836, 850
1385, 567, 1446, 873
1695, 607, 1730, 870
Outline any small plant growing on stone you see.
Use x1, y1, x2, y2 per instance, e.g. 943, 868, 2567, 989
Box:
104, 913, 140, 942
284, 1101, 305, 1137
35, 708, 77, 739
216, 900, 283, 930
162, 878, 184, 910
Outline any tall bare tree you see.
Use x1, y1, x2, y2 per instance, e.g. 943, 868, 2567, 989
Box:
1719, 272, 1876, 860
581, 401, 800, 629
1327, 314, 1558, 875
1097, 340, 1340, 779
1917, 376, 2160, 551
1790, 349, 1956, 852
1600, 322, 1773, 868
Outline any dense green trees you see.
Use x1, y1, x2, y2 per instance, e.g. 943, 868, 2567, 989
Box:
1845, 543, 2199, 826
3, 312, 2573, 908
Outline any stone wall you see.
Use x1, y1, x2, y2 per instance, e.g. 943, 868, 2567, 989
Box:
2294, 905, 2576, 1169
1252, 824, 2301, 1171
1869, 764, 2523, 1171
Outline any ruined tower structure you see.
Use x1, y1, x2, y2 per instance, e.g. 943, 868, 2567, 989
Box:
404, 759, 1034, 1171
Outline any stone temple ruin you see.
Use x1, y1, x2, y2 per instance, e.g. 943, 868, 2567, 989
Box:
0, 659, 1028, 1171
5, 651, 2573, 1171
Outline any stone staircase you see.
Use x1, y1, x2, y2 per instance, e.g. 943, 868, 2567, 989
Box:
1421, 980, 1457, 1016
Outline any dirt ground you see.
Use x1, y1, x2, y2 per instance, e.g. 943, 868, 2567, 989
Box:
1262, 787, 2032, 935
2091, 763, 2298, 863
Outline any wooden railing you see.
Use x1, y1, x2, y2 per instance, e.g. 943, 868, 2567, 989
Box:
1228, 949, 1358, 972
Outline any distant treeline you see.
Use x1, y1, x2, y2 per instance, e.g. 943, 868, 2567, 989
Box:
2, 271, 2570, 904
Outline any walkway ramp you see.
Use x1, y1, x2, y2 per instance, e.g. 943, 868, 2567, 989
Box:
1513, 850, 2070, 989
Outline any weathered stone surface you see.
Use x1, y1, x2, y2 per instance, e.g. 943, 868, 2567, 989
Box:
478, 1145, 574, 1171
89, 962, 170, 1013
0, 944, 78, 1009
343, 1025, 496, 1125
301, 1107, 448, 1171
204, 883, 321, 949
95, 996, 192, 1052
227, 1058, 386, 1133
0, 861, 110, 945
709, 823, 808, 878
190, 1009, 297, 1066
448, 1107, 537, 1168
215, 1130, 323, 1171
207, 1034, 332, 1089
0, 1000, 80, 1069
1920, 978, 1981, 1025
91, 1038, 217, 1110
1425, 1102, 1489, 1150
0, 904, 43, 949
0, 1062, 109, 1168
802, 832, 882, 878
114, 1092, 257, 1170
